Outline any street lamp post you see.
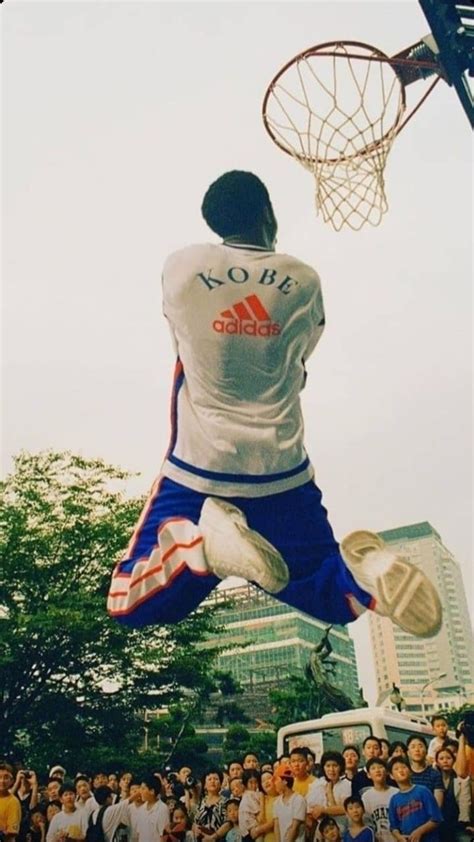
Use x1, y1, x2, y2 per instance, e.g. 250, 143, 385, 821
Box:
420, 672, 447, 718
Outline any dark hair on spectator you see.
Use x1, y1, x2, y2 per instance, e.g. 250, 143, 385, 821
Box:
141, 774, 162, 796
366, 757, 387, 772
94, 785, 113, 805
435, 746, 455, 761
289, 746, 309, 758
444, 738, 459, 751
201, 768, 224, 791
380, 738, 390, 750
59, 782, 76, 796
388, 756, 411, 774
431, 714, 448, 725
201, 171, 271, 238
320, 751, 345, 779
306, 748, 316, 761
363, 736, 382, 749
74, 775, 90, 784
243, 752, 259, 761
225, 798, 241, 809
172, 802, 191, 828
406, 734, 427, 749
389, 740, 407, 756
0, 763, 13, 776
343, 795, 364, 809
30, 805, 47, 817
47, 799, 62, 810
318, 816, 339, 833
228, 759, 243, 769
242, 769, 261, 789
342, 744, 361, 757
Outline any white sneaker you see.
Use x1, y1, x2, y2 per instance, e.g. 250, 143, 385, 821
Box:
340, 530, 442, 638
198, 497, 289, 593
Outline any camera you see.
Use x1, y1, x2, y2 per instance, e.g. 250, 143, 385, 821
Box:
456, 710, 474, 748
184, 775, 196, 789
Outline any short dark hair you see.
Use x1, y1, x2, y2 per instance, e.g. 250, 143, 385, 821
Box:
201, 171, 271, 238
94, 785, 113, 805
431, 714, 448, 726
389, 740, 407, 756
366, 757, 387, 772
344, 795, 364, 810
320, 751, 345, 778
318, 816, 338, 834
141, 775, 162, 796
225, 798, 241, 809
435, 746, 455, 761
388, 756, 411, 774
242, 769, 261, 788
406, 735, 427, 749
363, 736, 382, 749
289, 746, 310, 759
342, 744, 361, 757
59, 782, 76, 797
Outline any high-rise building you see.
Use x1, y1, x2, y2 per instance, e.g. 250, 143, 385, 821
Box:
367, 522, 474, 714
201, 582, 360, 702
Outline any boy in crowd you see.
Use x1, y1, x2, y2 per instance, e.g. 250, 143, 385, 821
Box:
88, 785, 132, 842
318, 816, 343, 841
343, 796, 374, 841
136, 774, 169, 842
352, 739, 383, 800
388, 757, 442, 842
46, 782, 88, 842
225, 798, 242, 842
407, 737, 444, 808
361, 759, 397, 842
289, 748, 316, 797
428, 717, 449, 763
273, 765, 306, 842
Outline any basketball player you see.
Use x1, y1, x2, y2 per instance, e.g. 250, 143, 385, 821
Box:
107, 171, 441, 638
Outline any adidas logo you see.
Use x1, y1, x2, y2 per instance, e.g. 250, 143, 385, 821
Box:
212, 294, 281, 337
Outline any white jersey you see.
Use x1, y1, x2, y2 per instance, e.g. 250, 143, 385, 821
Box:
136, 799, 169, 842
362, 787, 398, 842
273, 792, 307, 842
161, 242, 325, 497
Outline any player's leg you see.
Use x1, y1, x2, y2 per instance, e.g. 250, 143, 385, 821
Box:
233, 481, 442, 636
107, 477, 218, 626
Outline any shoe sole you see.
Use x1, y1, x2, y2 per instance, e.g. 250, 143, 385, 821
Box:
199, 498, 289, 593
341, 531, 442, 638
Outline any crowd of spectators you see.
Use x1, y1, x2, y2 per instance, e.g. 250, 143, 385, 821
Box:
1, 713, 473, 842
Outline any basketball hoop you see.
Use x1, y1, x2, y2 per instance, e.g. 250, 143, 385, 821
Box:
262, 40, 442, 231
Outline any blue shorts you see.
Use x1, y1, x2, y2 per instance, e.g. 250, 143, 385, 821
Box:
107, 477, 372, 627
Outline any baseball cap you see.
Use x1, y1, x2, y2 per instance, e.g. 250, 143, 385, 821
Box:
49, 766, 66, 777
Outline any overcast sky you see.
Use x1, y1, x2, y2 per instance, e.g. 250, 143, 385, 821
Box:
2, 0, 472, 703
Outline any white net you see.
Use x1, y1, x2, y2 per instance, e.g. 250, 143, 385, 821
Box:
263, 43, 407, 231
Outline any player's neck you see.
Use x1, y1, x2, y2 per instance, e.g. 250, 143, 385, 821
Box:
223, 228, 275, 250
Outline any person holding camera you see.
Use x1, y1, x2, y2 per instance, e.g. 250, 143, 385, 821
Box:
0, 763, 21, 842
10, 769, 39, 841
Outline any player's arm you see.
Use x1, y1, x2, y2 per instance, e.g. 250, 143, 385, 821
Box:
284, 818, 304, 842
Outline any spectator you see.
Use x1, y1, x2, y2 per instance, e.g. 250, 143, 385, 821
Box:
107, 775, 119, 795
87, 785, 131, 842
10, 769, 39, 841
44, 782, 61, 805
272, 765, 306, 842
136, 775, 169, 842
361, 759, 397, 842
289, 749, 316, 797
238, 770, 262, 842
0, 763, 21, 842
342, 796, 374, 841
306, 752, 316, 778
387, 757, 442, 842
45, 782, 88, 842
92, 773, 108, 792
253, 771, 277, 842
230, 779, 246, 800
194, 770, 230, 842
48, 769, 65, 785
316, 817, 341, 842
428, 717, 450, 763
224, 800, 242, 842
24, 806, 46, 842
406, 736, 444, 808
340, 749, 359, 785
228, 763, 244, 782
435, 747, 471, 842
307, 752, 350, 837
243, 757, 260, 773
341, 749, 360, 785
128, 781, 143, 842
44, 802, 61, 829
379, 743, 390, 764
387, 744, 406, 762
75, 777, 97, 819
351, 739, 382, 800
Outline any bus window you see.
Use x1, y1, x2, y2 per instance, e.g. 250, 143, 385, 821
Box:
284, 724, 372, 762
385, 725, 425, 746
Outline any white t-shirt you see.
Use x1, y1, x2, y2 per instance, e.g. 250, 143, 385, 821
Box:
90, 800, 131, 842
306, 778, 351, 832
427, 736, 444, 760
46, 807, 89, 842
161, 242, 325, 497
362, 787, 398, 842
129, 801, 143, 842
136, 798, 169, 842
273, 792, 306, 842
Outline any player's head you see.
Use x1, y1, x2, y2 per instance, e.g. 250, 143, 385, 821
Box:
201, 171, 277, 246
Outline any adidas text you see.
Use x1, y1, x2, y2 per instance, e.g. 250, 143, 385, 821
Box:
213, 319, 281, 337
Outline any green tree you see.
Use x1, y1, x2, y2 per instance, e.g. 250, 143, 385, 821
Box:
0, 451, 220, 771
269, 671, 355, 731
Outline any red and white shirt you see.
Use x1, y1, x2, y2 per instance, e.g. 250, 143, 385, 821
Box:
161, 242, 325, 497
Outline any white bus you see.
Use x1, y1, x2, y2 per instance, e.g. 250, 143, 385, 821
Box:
277, 707, 434, 763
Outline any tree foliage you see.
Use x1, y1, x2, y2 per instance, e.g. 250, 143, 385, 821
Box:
0, 451, 221, 772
